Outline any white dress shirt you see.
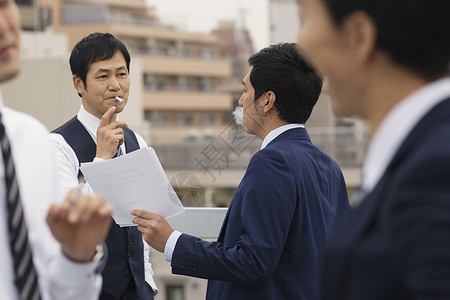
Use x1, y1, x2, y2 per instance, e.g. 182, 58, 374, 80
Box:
0, 101, 102, 300
48, 105, 158, 292
358, 77, 450, 204
164, 123, 305, 262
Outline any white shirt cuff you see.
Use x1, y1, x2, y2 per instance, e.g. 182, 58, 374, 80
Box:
164, 231, 182, 262
51, 248, 101, 287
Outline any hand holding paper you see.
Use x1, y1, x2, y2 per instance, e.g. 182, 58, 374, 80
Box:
80, 147, 184, 226
131, 209, 174, 252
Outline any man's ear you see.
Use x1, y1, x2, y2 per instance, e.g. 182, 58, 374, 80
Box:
73, 75, 85, 97
342, 11, 377, 64
263, 91, 276, 113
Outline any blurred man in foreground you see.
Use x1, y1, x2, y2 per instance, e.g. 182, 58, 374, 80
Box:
297, 0, 450, 298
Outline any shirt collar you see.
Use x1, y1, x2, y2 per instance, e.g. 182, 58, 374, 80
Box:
361, 77, 450, 195
260, 123, 304, 149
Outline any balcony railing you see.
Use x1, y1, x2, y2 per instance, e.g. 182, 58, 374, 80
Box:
150, 125, 369, 170
61, 3, 160, 27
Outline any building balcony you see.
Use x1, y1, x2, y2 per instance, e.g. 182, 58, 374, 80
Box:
58, 15, 219, 46
140, 56, 231, 77
55, 22, 225, 60
62, 0, 147, 10
148, 126, 366, 190
113, 25, 219, 45
143, 91, 233, 111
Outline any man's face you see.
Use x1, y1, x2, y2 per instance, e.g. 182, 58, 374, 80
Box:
74, 51, 130, 119
0, 0, 21, 83
238, 67, 265, 137
297, 0, 366, 117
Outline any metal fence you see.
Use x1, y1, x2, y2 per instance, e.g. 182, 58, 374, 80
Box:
151, 125, 369, 171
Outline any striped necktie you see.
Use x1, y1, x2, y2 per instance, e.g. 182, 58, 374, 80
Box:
114, 144, 123, 158
0, 113, 41, 300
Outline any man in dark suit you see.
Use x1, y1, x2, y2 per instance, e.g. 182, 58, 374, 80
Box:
297, 0, 450, 298
131, 43, 350, 299
50, 33, 157, 300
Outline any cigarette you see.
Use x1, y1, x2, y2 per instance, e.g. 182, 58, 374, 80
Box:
71, 183, 88, 207
71, 185, 82, 208
115, 96, 124, 103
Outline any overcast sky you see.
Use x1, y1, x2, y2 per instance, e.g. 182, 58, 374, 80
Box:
145, 0, 270, 51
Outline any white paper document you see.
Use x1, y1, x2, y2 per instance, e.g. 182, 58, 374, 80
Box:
80, 147, 185, 227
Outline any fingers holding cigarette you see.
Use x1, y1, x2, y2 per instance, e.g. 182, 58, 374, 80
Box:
68, 186, 91, 223
46, 187, 114, 262
64, 186, 112, 223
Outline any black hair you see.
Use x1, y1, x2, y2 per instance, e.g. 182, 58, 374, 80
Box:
69, 32, 131, 97
320, 0, 450, 80
248, 43, 323, 124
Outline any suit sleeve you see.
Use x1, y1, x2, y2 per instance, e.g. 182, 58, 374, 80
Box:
171, 149, 297, 285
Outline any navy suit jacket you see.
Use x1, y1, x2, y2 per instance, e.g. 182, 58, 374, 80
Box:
320, 97, 450, 300
172, 128, 350, 299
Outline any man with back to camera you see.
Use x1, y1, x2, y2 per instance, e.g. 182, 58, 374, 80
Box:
131, 43, 350, 299
49, 33, 157, 300
0, 1, 114, 299
297, 0, 450, 298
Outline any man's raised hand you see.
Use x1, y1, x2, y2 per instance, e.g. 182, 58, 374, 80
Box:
96, 106, 129, 159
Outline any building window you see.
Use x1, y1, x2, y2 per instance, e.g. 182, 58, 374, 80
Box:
144, 74, 154, 90
202, 47, 214, 59
166, 285, 184, 300
200, 114, 215, 126
175, 114, 193, 127
145, 111, 167, 127
152, 115, 167, 127
199, 77, 214, 92
155, 78, 166, 91
16, 0, 34, 4
177, 76, 190, 92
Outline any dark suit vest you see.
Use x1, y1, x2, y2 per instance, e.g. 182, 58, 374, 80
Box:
52, 116, 153, 300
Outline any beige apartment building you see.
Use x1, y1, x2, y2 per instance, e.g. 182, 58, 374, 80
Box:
49, 0, 233, 138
